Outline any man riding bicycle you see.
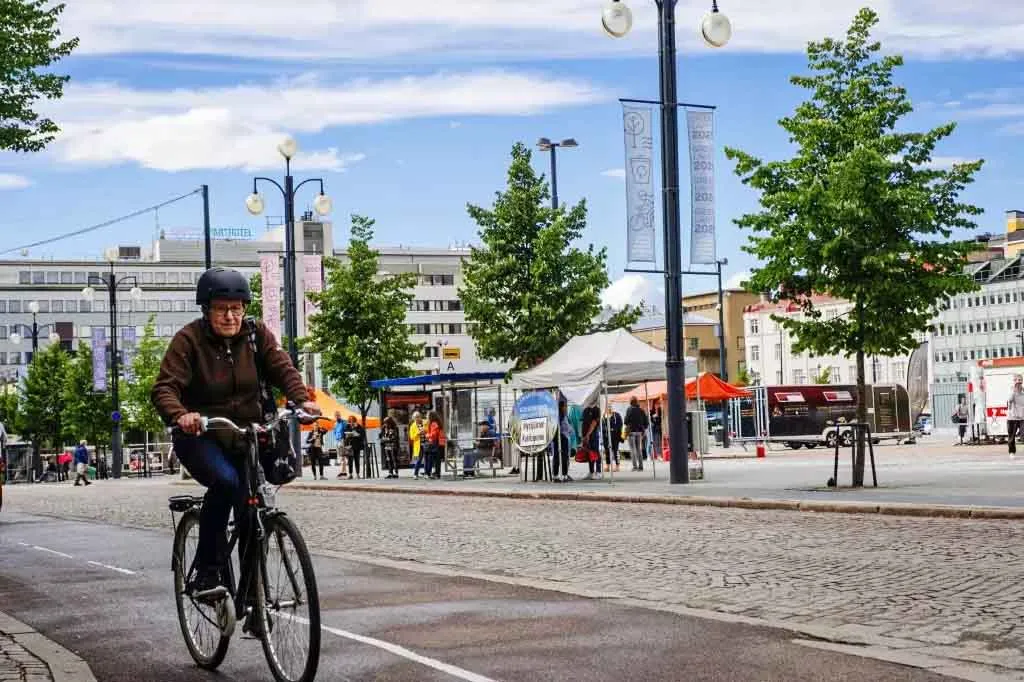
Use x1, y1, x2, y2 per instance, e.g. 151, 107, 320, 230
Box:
151, 267, 319, 594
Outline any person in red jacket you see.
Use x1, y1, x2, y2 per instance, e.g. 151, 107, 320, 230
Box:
425, 411, 446, 480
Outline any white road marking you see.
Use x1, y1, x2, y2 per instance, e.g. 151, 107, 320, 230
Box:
86, 561, 137, 576
31, 545, 73, 559
292, 615, 496, 682
17, 542, 28, 546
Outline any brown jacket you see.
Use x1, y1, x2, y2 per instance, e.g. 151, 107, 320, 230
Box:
151, 318, 308, 432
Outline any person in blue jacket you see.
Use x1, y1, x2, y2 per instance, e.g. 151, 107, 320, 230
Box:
73, 440, 92, 487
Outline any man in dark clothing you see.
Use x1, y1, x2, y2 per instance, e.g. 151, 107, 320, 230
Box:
73, 440, 91, 486
624, 397, 649, 471
602, 405, 623, 472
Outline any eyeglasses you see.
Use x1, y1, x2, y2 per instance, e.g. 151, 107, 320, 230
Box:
210, 304, 245, 317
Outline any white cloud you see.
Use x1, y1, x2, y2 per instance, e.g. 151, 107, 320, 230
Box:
449, 121, 463, 129
0, 174, 31, 190
59, 1, 1024, 61
725, 270, 752, 290
601, 168, 626, 180
921, 156, 979, 169
44, 71, 605, 172
602, 274, 658, 310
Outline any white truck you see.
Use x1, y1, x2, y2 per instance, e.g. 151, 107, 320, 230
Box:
978, 358, 1024, 441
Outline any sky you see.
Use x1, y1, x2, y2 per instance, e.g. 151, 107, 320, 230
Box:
2, 0, 1024, 310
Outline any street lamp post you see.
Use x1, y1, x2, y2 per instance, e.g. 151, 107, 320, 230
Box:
9, 301, 61, 356
82, 263, 143, 480
715, 258, 730, 447
247, 136, 333, 468
537, 137, 578, 209
602, 0, 732, 484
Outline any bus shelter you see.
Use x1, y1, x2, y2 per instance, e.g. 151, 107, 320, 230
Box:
369, 372, 509, 479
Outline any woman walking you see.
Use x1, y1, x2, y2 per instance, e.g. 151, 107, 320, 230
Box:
306, 423, 327, 480
410, 411, 425, 479
346, 416, 365, 478
380, 416, 400, 479
425, 411, 445, 480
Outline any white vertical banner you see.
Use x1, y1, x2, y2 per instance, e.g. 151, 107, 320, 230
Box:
121, 327, 136, 381
622, 105, 657, 263
302, 254, 323, 321
260, 254, 282, 342
91, 327, 107, 392
687, 109, 716, 264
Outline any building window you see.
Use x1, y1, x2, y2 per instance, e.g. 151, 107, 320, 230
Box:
736, 336, 745, 350
447, 323, 463, 334
431, 300, 445, 312
160, 300, 172, 312
447, 300, 462, 311
749, 319, 759, 334
774, 343, 781, 359
155, 272, 167, 284
167, 272, 179, 284
424, 346, 439, 358
831, 367, 841, 383
688, 338, 699, 351
147, 300, 158, 312
174, 300, 186, 312
751, 345, 760, 361
60, 272, 73, 284
9, 301, 20, 313
9, 352, 20, 365
74, 272, 86, 284
775, 371, 783, 384
65, 300, 76, 313
80, 300, 91, 313
18, 271, 30, 284
142, 272, 153, 284
31, 271, 44, 284
0, 352, 6, 365
51, 300, 63, 313
36, 300, 49, 313
793, 369, 805, 384
45, 271, 59, 284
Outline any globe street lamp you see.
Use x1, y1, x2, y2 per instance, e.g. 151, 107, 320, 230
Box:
246, 136, 332, 472
9, 300, 62, 354
82, 264, 143, 480
602, 0, 731, 484
536, 137, 578, 209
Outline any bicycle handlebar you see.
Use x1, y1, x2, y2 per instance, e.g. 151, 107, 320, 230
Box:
167, 403, 320, 436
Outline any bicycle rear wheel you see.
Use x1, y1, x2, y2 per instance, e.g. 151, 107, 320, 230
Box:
259, 513, 321, 682
172, 510, 231, 669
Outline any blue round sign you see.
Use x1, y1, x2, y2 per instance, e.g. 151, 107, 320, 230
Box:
508, 391, 559, 454
111, 411, 121, 423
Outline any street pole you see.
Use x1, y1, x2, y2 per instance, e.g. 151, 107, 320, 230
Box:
657, 0, 690, 484
107, 264, 122, 480
1018, 331, 1024, 356
281, 161, 302, 471
31, 312, 38, 354
717, 259, 729, 447
202, 184, 212, 270
549, 145, 559, 209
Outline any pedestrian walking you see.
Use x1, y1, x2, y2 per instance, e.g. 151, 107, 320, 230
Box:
650, 404, 663, 461
550, 399, 573, 483
625, 397, 649, 471
1008, 375, 1024, 457
410, 411, 425, 479
333, 411, 349, 478
602, 404, 623, 472
380, 416, 400, 479
425, 411, 445, 479
952, 397, 969, 446
306, 424, 327, 480
73, 440, 92, 486
346, 416, 365, 478
581, 404, 602, 480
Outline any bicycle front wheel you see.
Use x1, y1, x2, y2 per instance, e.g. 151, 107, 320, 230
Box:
259, 513, 321, 682
172, 510, 231, 669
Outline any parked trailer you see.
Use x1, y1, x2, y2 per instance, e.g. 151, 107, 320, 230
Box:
977, 357, 1024, 441
731, 384, 913, 448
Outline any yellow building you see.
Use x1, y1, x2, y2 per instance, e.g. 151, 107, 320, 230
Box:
631, 288, 760, 380
1005, 210, 1024, 259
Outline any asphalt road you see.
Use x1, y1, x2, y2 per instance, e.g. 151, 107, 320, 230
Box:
0, 511, 955, 682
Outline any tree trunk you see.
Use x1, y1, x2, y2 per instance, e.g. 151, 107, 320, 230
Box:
853, 349, 867, 487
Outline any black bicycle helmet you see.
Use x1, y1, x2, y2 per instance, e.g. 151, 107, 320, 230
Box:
196, 267, 251, 305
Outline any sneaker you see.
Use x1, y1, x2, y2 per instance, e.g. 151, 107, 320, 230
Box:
595, 473, 602, 480
563, 474, 573, 482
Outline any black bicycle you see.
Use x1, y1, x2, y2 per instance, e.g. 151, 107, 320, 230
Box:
168, 406, 321, 682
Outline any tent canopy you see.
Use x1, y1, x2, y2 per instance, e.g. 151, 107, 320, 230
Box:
611, 373, 751, 404
513, 329, 696, 389
300, 388, 380, 430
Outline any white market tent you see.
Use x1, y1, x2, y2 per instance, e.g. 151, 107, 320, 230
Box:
513, 328, 697, 389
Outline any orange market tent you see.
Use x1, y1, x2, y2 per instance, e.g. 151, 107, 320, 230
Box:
611, 373, 751, 404
297, 388, 380, 431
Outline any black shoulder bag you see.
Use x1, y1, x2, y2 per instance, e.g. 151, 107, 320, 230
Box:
246, 319, 298, 485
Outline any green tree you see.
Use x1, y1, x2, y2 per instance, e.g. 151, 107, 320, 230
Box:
20, 343, 69, 456
122, 315, 168, 438
1, 1, 78, 152
61, 343, 112, 446
306, 215, 422, 422
0, 386, 20, 434
812, 366, 833, 385
734, 367, 751, 387
725, 8, 982, 486
247, 271, 263, 319
461, 142, 640, 370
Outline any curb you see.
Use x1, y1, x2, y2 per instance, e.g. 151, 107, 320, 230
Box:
181, 479, 1024, 520
0, 611, 96, 682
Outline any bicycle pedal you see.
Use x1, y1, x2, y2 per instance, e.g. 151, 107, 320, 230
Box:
193, 585, 229, 601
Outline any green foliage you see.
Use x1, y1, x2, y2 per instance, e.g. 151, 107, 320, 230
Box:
247, 271, 263, 319
20, 343, 68, 448
734, 366, 751, 387
460, 142, 640, 370
61, 343, 112, 446
0, 388, 19, 433
305, 215, 422, 418
813, 366, 833, 384
0, 1, 78, 152
724, 8, 983, 484
122, 315, 167, 436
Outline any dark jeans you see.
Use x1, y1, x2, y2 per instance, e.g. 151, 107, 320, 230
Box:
551, 435, 570, 478
309, 447, 324, 477
348, 446, 362, 477
383, 446, 399, 475
604, 440, 620, 465
173, 435, 249, 574
1009, 420, 1020, 454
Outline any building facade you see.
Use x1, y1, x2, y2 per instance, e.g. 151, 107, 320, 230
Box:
743, 295, 913, 387
0, 228, 504, 384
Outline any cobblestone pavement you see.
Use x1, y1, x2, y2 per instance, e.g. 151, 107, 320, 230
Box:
8, 479, 1024, 675
0, 634, 50, 682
